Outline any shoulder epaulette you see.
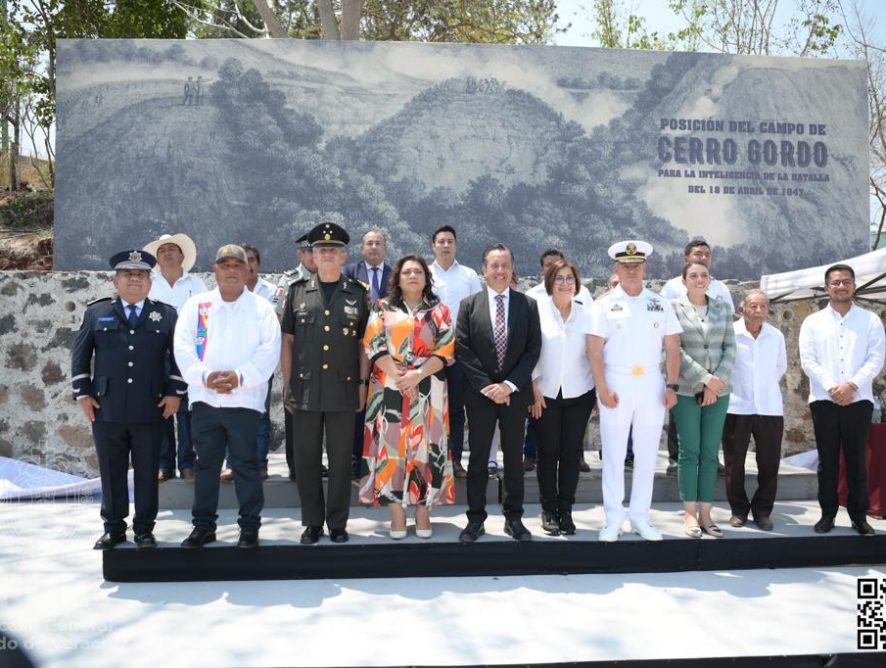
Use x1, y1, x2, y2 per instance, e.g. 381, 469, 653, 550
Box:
86, 296, 113, 307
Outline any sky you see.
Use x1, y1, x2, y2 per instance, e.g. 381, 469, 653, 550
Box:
553, 0, 886, 51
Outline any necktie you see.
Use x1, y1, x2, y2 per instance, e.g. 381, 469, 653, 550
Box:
494, 294, 506, 369
126, 304, 138, 328
371, 266, 381, 300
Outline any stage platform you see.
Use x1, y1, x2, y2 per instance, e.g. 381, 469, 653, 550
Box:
103, 501, 886, 583
158, 450, 818, 509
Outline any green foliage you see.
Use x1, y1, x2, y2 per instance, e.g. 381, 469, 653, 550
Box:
0, 190, 54, 230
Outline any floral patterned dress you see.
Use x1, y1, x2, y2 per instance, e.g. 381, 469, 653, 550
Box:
358, 297, 456, 507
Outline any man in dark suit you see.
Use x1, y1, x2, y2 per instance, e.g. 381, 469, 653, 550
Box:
457, 243, 542, 542
72, 249, 186, 550
343, 229, 392, 477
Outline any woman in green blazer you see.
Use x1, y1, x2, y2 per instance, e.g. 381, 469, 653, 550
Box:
670, 261, 736, 538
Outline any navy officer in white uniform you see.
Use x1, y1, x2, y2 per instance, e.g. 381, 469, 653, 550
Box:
72, 249, 185, 550
589, 240, 682, 542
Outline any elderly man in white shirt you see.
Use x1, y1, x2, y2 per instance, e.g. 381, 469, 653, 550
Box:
722, 290, 787, 531
143, 232, 208, 482
430, 225, 482, 478
174, 244, 281, 549
799, 263, 885, 536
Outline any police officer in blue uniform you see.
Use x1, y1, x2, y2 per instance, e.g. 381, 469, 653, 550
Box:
281, 222, 370, 544
71, 250, 186, 550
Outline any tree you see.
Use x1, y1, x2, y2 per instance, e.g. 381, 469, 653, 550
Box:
180, 0, 563, 43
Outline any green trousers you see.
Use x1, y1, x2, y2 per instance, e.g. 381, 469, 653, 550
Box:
671, 394, 730, 502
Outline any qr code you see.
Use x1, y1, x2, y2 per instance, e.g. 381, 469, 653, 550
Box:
858, 578, 886, 650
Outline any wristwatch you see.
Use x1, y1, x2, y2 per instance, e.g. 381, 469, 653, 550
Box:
666, 383, 679, 392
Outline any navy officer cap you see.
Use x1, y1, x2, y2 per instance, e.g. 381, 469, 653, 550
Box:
110, 249, 156, 271
295, 232, 312, 250
308, 221, 350, 248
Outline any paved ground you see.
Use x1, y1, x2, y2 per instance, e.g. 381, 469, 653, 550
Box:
0, 499, 883, 667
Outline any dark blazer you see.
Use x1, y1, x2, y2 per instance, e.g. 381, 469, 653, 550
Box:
343, 261, 392, 300
71, 296, 186, 423
456, 289, 541, 410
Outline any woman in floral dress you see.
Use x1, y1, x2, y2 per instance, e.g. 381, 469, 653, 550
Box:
359, 254, 456, 539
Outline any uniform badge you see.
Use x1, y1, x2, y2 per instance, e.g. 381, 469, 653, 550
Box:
646, 298, 664, 313
299, 303, 306, 310
149, 311, 162, 322
610, 303, 623, 312
345, 299, 357, 306
344, 305, 358, 317
128, 251, 142, 263
342, 327, 349, 335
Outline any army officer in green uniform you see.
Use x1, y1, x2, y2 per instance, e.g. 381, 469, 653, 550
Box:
281, 221, 370, 544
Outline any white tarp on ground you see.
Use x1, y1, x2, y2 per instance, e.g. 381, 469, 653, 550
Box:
0, 456, 127, 501
760, 247, 886, 302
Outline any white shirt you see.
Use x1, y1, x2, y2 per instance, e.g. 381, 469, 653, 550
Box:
799, 303, 886, 404
728, 320, 787, 416
430, 259, 482, 319
120, 299, 145, 318
251, 276, 276, 302
526, 281, 594, 311
589, 285, 682, 370
661, 276, 735, 313
174, 287, 281, 412
149, 271, 208, 312
532, 298, 595, 399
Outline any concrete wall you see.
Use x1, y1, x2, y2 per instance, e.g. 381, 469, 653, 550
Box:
1, 270, 884, 478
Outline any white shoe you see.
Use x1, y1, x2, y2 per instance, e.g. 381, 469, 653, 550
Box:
631, 520, 662, 542
390, 526, 407, 540
415, 527, 433, 539
598, 523, 622, 542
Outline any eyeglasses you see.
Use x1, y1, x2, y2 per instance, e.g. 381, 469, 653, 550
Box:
827, 279, 855, 287
553, 275, 576, 284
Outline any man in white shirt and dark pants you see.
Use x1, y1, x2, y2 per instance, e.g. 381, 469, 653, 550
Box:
174, 244, 281, 548
143, 232, 208, 482
722, 290, 787, 531
799, 263, 885, 536
430, 225, 482, 478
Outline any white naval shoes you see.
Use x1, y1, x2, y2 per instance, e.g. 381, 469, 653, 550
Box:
630, 520, 663, 542
598, 523, 623, 542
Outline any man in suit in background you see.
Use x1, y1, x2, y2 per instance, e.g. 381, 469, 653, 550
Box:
343, 229, 392, 477
456, 243, 541, 543
72, 249, 185, 550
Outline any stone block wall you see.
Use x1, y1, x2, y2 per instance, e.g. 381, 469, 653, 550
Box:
1, 271, 884, 478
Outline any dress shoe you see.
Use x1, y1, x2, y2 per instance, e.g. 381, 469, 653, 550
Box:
459, 521, 485, 543
415, 526, 433, 539
181, 527, 217, 548
220, 468, 235, 482
522, 458, 537, 472
729, 514, 747, 528
540, 511, 560, 535
558, 510, 576, 536
330, 528, 349, 543
452, 460, 467, 479
598, 523, 622, 542
300, 526, 324, 544
684, 523, 702, 539
260, 467, 269, 481
389, 525, 407, 540
93, 531, 126, 550
579, 459, 591, 473
237, 528, 259, 548
180, 468, 195, 482
631, 520, 663, 542
814, 515, 835, 534
852, 520, 876, 536
158, 469, 175, 482
700, 523, 723, 538
134, 532, 157, 549
753, 515, 774, 531
504, 518, 532, 541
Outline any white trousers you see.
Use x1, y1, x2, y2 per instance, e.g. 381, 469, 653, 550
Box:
598, 371, 665, 526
